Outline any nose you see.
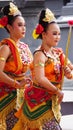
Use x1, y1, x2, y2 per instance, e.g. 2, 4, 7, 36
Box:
56, 34, 60, 39
23, 26, 26, 31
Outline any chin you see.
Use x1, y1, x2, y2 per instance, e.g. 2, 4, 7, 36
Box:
55, 43, 58, 46
21, 35, 25, 38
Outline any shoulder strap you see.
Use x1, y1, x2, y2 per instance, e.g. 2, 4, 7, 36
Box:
33, 49, 48, 58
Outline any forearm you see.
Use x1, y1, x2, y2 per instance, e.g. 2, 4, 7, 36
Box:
36, 76, 64, 104
36, 76, 60, 94
0, 70, 20, 88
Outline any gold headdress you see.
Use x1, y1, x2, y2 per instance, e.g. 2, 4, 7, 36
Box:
0, 2, 21, 28
43, 8, 56, 23
32, 8, 56, 39
8, 2, 21, 16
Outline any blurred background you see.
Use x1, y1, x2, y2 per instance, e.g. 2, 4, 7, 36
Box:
0, 0, 73, 115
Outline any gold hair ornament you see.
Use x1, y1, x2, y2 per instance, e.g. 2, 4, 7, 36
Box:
8, 2, 21, 16
32, 8, 56, 39
0, 2, 21, 28
43, 8, 56, 23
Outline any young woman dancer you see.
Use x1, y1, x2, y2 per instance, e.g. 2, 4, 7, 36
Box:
0, 2, 33, 130
13, 8, 73, 130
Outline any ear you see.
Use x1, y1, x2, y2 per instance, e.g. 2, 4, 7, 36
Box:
6, 24, 12, 32
42, 31, 46, 38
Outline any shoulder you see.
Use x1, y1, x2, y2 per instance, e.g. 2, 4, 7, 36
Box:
0, 44, 9, 49
33, 45, 44, 55
34, 49, 45, 56
0, 39, 10, 49
33, 50, 47, 63
0, 44, 11, 57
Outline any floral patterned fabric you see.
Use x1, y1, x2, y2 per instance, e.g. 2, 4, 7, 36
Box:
0, 38, 33, 130
16, 41, 33, 110
42, 118, 62, 130
12, 47, 64, 130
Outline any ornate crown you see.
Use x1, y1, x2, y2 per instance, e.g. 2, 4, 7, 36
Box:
0, 2, 21, 28
32, 8, 56, 39
43, 8, 56, 23
8, 2, 21, 16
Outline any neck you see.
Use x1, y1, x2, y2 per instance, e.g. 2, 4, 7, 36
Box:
9, 36, 20, 44
41, 44, 52, 53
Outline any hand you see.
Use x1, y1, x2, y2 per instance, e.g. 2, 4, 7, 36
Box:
20, 77, 32, 88
64, 66, 72, 79
57, 90, 64, 104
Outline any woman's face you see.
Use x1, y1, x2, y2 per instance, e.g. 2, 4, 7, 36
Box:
9, 16, 26, 39
42, 23, 61, 47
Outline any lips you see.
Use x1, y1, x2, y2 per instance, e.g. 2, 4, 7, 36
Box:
22, 32, 25, 34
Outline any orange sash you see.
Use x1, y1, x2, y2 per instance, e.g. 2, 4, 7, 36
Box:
0, 38, 23, 74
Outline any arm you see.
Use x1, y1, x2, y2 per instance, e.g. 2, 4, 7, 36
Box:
33, 51, 64, 103
0, 44, 24, 88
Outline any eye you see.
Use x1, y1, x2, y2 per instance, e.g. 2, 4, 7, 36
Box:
53, 32, 61, 36
53, 32, 57, 35
18, 23, 23, 26
24, 24, 26, 27
18, 22, 26, 27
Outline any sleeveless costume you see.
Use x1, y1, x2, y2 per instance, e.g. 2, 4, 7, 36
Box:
0, 38, 32, 130
13, 47, 64, 130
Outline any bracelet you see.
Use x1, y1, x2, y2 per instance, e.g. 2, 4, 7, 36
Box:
0, 56, 5, 61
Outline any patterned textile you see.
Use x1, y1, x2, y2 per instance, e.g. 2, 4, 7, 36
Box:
23, 48, 64, 121
23, 99, 52, 120
6, 109, 18, 130
0, 38, 23, 117
0, 86, 17, 115
0, 38, 32, 130
15, 40, 33, 110
42, 118, 62, 130
12, 48, 64, 130
24, 84, 52, 109
0, 38, 22, 130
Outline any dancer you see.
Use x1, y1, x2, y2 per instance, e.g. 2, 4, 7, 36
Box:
13, 8, 73, 130
0, 2, 33, 130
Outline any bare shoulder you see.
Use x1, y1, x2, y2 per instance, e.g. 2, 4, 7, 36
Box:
0, 44, 11, 56
34, 50, 45, 57
33, 50, 47, 63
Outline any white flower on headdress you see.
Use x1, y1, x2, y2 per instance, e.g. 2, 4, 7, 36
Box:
43, 8, 56, 23
8, 2, 21, 16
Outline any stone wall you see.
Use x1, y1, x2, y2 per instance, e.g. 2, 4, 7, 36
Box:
0, 0, 64, 54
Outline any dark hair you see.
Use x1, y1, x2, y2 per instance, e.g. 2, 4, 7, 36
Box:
39, 10, 48, 31
38, 9, 55, 39
2, 3, 22, 32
